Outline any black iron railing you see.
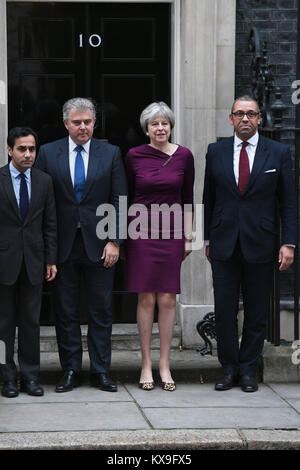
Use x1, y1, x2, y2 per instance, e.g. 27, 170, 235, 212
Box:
248, 27, 300, 345
260, 127, 300, 346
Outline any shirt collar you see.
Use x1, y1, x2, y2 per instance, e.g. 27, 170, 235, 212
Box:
9, 160, 31, 179
234, 131, 259, 148
69, 136, 91, 154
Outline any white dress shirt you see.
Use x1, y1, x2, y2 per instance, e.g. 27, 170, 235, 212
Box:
233, 131, 259, 185
9, 161, 31, 206
68, 137, 90, 185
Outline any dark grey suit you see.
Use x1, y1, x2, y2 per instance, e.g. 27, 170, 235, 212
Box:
0, 165, 57, 381
36, 137, 127, 374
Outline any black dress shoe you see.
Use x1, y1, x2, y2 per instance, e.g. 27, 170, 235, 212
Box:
240, 375, 258, 393
90, 373, 118, 392
215, 374, 239, 391
1, 381, 19, 398
20, 380, 44, 396
55, 370, 80, 393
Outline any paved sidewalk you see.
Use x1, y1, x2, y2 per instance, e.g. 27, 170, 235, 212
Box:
1, 350, 300, 450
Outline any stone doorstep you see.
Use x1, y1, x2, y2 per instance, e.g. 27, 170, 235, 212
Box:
13, 323, 222, 383
37, 349, 222, 384
16, 323, 182, 353
262, 343, 300, 383
14, 332, 299, 383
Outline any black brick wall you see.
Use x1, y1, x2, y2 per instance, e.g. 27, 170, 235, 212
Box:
235, 0, 298, 129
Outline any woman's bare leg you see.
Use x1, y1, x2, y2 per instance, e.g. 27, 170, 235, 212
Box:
157, 293, 176, 383
137, 292, 156, 383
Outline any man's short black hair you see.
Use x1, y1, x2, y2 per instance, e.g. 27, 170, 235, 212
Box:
231, 95, 260, 114
7, 127, 38, 149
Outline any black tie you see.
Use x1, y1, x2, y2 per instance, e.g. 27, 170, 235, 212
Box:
19, 173, 29, 222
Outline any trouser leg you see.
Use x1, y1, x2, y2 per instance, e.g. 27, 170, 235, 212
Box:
54, 261, 82, 373
211, 256, 241, 376
0, 263, 43, 382
17, 263, 43, 381
83, 263, 115, 374
239, 261, 273, 375
0, 284, 17, 382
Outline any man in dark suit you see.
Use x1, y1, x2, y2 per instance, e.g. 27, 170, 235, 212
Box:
203, 95, 297, 392
36, 97, 127, 393
0, 127, 57, 398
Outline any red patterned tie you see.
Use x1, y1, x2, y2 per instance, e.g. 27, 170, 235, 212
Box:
238, 141, 250, 194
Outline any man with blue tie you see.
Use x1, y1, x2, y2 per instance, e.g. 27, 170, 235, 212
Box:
203, 95, 297, 392
0, 127, 57, 397
36, 98, 127, 393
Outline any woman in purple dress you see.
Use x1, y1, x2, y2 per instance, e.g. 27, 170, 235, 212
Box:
125, 102, 195, 391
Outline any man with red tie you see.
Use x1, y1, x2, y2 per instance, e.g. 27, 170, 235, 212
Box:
203, 95, 297, 392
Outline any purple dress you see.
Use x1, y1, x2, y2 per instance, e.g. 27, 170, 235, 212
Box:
125, 144, 195, 293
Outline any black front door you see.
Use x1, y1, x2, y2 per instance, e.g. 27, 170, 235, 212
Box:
7, 1, 171, 323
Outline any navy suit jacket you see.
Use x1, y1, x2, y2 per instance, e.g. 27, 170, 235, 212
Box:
203, 135, 297, 263
0, 165, 57, 285
36, 137, 128, 264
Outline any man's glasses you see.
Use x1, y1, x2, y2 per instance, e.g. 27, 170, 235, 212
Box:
231, 111, 260, 120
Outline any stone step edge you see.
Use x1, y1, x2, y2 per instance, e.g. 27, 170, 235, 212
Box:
39, 324, 181, 337
22, 324, 182, 352
39, 337, 181, 352
0, 429, 299, 450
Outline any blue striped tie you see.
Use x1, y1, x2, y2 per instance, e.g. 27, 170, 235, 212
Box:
19, 173, 29, 222
74, 145, 85, 201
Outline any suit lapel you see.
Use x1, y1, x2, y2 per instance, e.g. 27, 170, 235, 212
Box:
81, 138, 103, 200
221, 135, 270, 197
1, 164, 21, 219
243, 135, 270, 195
57, 138, 77, 201
25, 168, 41, 224
220, 137, 240, 196
1, 166, 44, 225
